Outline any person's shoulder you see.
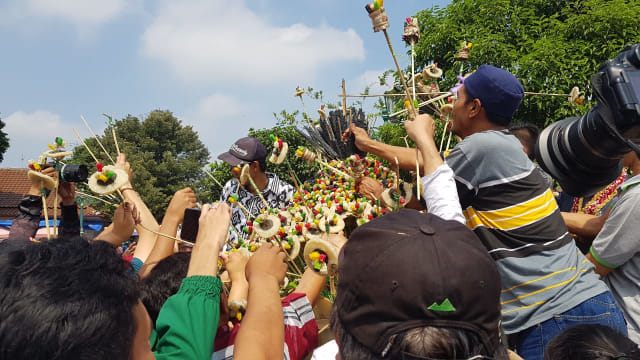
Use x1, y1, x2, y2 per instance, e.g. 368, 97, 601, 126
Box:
267, 172, 295, 189
456, 130, 520, 159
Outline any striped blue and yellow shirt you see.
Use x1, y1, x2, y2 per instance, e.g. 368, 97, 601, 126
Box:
445, 130, 607, 334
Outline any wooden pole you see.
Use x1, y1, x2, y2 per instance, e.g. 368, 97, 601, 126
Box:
342, 79, 347, 117
382, 29, 415, 119
81, 115, 115, 164
73, 128, 101, 164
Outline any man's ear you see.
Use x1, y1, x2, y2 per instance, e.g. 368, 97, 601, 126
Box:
468, 98, 482, 117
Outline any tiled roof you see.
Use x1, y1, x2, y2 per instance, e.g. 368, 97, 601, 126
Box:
0, 168, 102, 219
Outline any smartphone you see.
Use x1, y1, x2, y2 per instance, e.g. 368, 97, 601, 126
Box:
181, 208, 201, 243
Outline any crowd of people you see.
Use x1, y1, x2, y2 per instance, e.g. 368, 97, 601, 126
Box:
1, 63, 639, 360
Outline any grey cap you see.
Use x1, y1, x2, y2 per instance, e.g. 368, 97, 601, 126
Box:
217, 137, 267, 167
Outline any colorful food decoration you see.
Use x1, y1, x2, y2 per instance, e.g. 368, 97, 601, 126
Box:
455, 41, 472, 61
402, 17, 420, 46
317, 105, 327, 120
43, 137, 73, 160
294, 86, 306, 97
569, 86, 585, 106
423, 63, 443, 79
296, 146, 317, 162
27, 156, 57, 190
88, 162, 129, 195
268, 135, 289, 165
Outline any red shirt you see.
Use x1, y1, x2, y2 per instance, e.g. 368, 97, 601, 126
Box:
213, 293, 318, 360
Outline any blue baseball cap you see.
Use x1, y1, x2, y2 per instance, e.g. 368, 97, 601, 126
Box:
464, 64, 524, 121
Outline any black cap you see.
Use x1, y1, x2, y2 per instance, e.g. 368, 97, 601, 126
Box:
335, 209, 502, 357
217, 137, 267, 167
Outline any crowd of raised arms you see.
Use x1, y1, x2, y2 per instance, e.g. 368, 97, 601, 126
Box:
2, 64, 640, 360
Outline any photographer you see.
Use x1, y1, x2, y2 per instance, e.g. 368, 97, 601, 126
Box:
8, 165, 80, 241
343, 64, 625, 360
584, 150, 640, 343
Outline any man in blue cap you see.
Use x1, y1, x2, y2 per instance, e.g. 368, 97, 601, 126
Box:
343, 65, 626, 360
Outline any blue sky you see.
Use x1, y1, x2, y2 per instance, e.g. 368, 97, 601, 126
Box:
0, 0, 449, 168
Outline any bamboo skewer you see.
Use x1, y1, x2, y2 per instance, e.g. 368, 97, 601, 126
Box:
439, 116, 451, 152
343, 92, 451, 98
73, 128, 101, 164
317, 158, 353, 179
389, 92, 452, 118
102, 113, 121, 156
138, 222, 195, 246
343, 91, 572, 98
76, 190, 241, 242
446, 128, 454, 150
75, 190, 118, 204
81, 115, 115, 164
245, 173, 270, 210
342, 79, 347, 117
203, 168, 253, 218
53, 186, 58, 237
203, 168, 225, 188
297, 96, 313, 127
381, 28, 416, 119
410, 43, 421, 201
41, 184, 51, 240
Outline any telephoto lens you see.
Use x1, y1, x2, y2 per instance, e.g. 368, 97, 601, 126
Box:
536, 44, 640, 197
58, 164, 89, 183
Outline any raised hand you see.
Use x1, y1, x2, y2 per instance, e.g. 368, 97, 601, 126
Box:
245, 243, 287, 286
165, 188, 197, 223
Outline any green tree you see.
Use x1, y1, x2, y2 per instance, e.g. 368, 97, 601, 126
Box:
412, 0, 640, 128
0, 117, 8, 163
70, 110, 210, 220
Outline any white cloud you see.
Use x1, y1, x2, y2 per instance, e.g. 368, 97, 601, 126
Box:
141, 0, 365, 85
26, 0, 130, 24
2, 110, 78, 167
0, 0, 134, 33
184, 93, 259, 159
350, 70, 394, 95
195, 93, 244, 121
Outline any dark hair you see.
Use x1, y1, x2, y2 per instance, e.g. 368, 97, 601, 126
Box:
0, 237, 140, 360
330, 306, 508, 360
255, 157, 267, 172
508, 123, 540, 160
138, 252, 191, 324
463, 87, 511, 126
544, 324, 640, 360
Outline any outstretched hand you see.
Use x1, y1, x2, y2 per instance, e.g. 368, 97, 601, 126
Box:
94, 201, 139, 247
165, 188, 197, 223
111, 202, 139, 242
115, 153, 133, 183
404, 113, 437, 147
224, 251, 250, 283
342, 123, 371, 152
355, 176, 384, 201
187, 202, 231, 277
196, 202, 231, 252
245, 243, 287, 286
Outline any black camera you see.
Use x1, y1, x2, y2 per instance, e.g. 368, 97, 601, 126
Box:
536, 44, 640, 196
55, 163, 89, 183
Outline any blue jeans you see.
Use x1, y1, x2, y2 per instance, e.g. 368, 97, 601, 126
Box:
510, 291, 627, 360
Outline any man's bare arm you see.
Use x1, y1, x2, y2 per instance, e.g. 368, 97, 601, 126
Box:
342, 123, 425, 171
